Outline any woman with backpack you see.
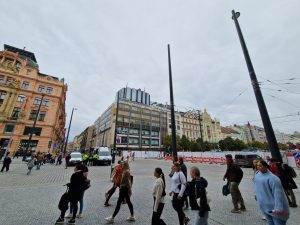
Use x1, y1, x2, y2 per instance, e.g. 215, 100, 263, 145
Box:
105, 161, 135, 224
188, 166, 210, 225
152, 167, 166, 225
170, 162, 190, 225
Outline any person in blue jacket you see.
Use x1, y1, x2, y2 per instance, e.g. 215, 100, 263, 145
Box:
254, 160, 289, 225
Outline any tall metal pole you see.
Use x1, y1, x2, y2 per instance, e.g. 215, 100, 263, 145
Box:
168, 44, 177, 157
231, 10, 282, 162
63, 107, 76, 153
23, 94, 45, 160
113, 93, 120, 154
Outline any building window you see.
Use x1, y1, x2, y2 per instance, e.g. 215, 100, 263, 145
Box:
43, 99, 49, 106
128, 138, 139, 145
0, 91, 7, 100
4, 124, 15, 134
151, 131, 159, 137
38, 85, 45, 93
29, 110, 37, 120
0, 76, 4, 85
17, 95, 25, 102
142, 139, 150, 145
117, 127, 128, 134
177, 126, 180, 130
6, 77, 12, 85
23, 126, 42, 136
47, 87, 53, 94
38, 111, 46, 121
141, 130, 150, 136
129, 129, 139, 135
34, 98, 41, 105
21, 81, 29, 89
151, 139, 159, 146
11, 107, 21, 120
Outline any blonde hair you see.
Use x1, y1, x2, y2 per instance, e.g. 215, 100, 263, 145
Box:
123, 161, 130, 171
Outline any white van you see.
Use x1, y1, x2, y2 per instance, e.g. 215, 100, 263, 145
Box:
94, 147, 112, 166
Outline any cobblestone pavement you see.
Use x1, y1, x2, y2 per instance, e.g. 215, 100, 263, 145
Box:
0, 158, 299, 225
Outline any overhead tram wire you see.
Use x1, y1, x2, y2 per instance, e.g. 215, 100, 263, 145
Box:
259, 87, 300, 95
261, 91, 300, 109
215, 87, 250, 117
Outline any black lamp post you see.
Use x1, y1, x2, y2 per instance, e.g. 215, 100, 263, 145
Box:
63, 107, 77, 153
168, 44, 177, 157
23, 93, 45, 161
231, 10, 282, 162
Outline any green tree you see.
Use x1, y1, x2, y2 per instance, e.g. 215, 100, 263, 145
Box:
181, 135, 191, 151
163, 135, 171, 151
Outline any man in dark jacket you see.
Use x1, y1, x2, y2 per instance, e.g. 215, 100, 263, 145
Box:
223, 154, 245, 213
56, 164, 89, 224
1, 152, 12, 172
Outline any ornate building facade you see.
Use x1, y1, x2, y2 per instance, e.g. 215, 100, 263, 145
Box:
0, 45, 67, 154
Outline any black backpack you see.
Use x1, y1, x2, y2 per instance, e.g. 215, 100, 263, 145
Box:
58, 186, 70, 211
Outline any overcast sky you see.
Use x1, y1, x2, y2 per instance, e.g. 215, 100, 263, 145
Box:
1, 0, 300, 140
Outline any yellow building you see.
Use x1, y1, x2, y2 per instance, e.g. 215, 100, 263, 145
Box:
0, 45, 67, 154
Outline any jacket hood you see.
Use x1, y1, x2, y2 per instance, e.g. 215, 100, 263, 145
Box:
197, 177, 208, 188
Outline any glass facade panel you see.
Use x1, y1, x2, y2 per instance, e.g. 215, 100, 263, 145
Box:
128, 138, 139, 145
151, 139, 159, 146
129, 129, 139, 135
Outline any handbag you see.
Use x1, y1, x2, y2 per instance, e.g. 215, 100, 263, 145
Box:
222, 181, 230, 196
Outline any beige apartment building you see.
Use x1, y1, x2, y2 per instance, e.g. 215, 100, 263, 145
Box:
0, 45, 67, 154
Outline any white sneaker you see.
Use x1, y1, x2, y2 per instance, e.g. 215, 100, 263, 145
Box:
105, 216, 114, 224
126, 216, 136, 222
77, 213, 82, 218
65, 213, 72, 218
262, 216, 266, 220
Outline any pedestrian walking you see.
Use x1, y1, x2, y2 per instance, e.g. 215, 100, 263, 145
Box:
223, 154, 245, 213
254, 160, 289, 225
56, 153, 63, 165
169, 162, 190, 225
56, 164, 90, 224
252, 160, 266, 221
179, 157, 189, 210
1, 152, 12, 172
104, 160, 123, 207
65, 153, 71, 169
27, 155, 36, 175
66, 164, 90, 219
132, 152, 135, 161
270, 158, 298, 208
188, 166, 210, 225
152, 167, 166, 225
36, 153, 44, 170
105, 161, 135, 224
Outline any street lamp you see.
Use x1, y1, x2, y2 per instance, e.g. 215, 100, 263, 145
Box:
231, 10, 282, 162
168, 44, 177, 157
23, 93, 45, 161
63, 107, 77, 153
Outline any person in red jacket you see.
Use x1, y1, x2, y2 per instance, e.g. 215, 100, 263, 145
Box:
104, 160, 123, 206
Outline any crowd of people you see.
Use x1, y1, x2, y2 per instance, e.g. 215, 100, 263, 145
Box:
1, 150, 298, 225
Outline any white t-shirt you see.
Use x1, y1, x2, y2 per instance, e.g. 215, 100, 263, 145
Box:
170, 171, 186, 197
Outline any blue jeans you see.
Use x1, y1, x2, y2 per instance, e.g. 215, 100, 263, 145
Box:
70, 193, 84, 214
194, 211, 209, 225
265, 214, 286, 225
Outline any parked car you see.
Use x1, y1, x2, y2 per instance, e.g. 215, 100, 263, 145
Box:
95, 147, 111, 166
68, 152, 83, 166
234, 153, 262, 167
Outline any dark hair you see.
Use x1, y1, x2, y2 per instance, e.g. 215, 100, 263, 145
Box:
225, 154, 233, 159
155, 167, 166, 195
173, 156, 178, 163
258, 160, 269, 168
179, 157, 184, 164
270, 158, 278, 163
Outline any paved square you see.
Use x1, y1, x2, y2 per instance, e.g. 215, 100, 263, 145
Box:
0, 158, 299, 225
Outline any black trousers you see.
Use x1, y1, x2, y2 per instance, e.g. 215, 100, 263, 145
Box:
152, 198, 166, 225
1, 164, 9, 172
112, 187, 134, 217
172, 193, 186, 225
105, 185, 118, 203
